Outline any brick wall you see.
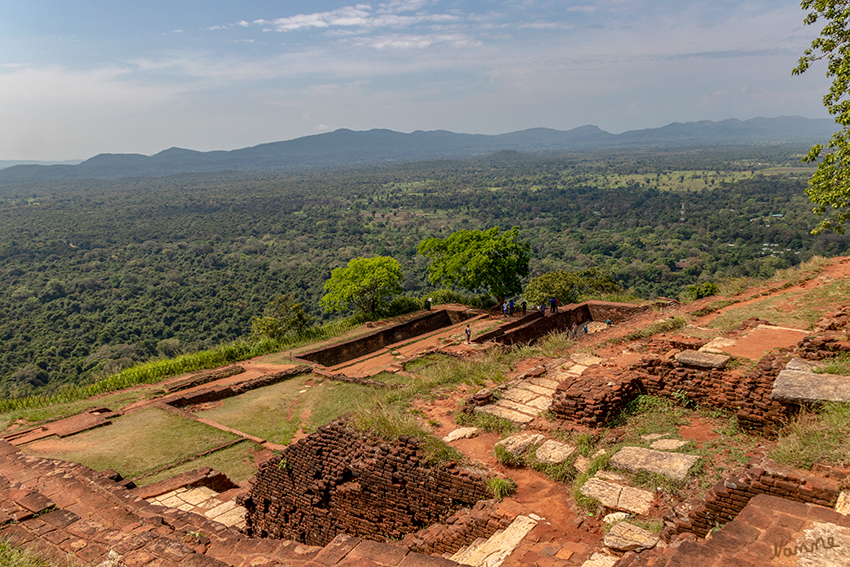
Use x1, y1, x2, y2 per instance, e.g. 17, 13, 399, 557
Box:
240, 421, 492, 547
299, 309, 474, 367
401, 500, 512, 556
662, 450, 841, 541
549, 352, 794, 433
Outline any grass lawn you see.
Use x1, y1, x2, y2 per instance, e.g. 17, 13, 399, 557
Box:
136, 440, 263, 487
709, 278, 850, 331
0, 387, 153, 430
21, 407, 237, 479
196, 374, 405, 442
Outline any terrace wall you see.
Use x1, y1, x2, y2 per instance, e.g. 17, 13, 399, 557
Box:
300, 309, 475, 367
240, 421, 491, 547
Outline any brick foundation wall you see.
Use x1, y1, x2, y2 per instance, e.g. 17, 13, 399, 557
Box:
549, 352, 794, 433
401, 500, 512, 556
240, 421, 492, 547
163, 365, 311, 408
662, 450, 841, 541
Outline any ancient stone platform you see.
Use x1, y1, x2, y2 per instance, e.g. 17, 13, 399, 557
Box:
673, 350, 729, 369
771, 357, 850, 404
479, 377, 558, 424
609, 447, 699, 482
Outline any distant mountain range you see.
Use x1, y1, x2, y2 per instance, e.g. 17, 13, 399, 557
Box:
0, 116, 835, 184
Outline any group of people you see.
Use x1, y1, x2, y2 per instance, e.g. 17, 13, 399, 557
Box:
501, 299, 528, 317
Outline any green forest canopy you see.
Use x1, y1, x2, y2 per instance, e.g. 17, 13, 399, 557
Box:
0, 145, 848, 396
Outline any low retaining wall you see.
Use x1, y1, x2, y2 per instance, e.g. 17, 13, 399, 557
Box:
662, 450, 841, 541
549, 352, 794, 432
163, 365, 311, 408
479, 301, 648, 346
300, 309, 476, 367
240, 420, 492, 547
134, 467, 238, 499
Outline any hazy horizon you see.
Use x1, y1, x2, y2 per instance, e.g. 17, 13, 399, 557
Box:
0, 1, 833, 161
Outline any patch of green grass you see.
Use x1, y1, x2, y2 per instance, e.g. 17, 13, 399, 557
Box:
455, 411, 517, 435
0, 388, 150, 429
351, 401, 461, 467
688, 299, 739, 318
197, 375, 312, 445
571, 452, 611, 513
494, 444, 525, 467
487, 477, 517, 500
135, 440, 263, 487
613, 395, 691, 436
817, 352, 850, 376
709, 277, 850, 331
536, 331, 573, 357
770, 402, 850, 469
0, 540, 73, 567
20, 407, 238, 479
622, 316, 688, 342
629, 518, 664, 534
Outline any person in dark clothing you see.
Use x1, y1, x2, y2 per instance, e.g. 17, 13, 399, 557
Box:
550, 297, 556, 313
508, 300, 514, 316
465, 325, 471, 344
521, 300, 527, 316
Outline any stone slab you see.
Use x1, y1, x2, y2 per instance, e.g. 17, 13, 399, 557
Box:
450, 515, 537, 567
650, 439, 689, 451
480, 406, 535, 424
525, 396, 552, 411
496, 433, 545, 457
618, 486, 654, 516
699, 337, 736, 354
771, 362, 850, 404
602, 512, 629, 524
443, 427, 479, 443
530, 378, 560, 390
580, 552, 619, 567
535, 440, 576, 464
493, 399, 538, 414
579, 478, 621, 509
609, 446, 700, 482
674, 350, 730, 369
571, 354, 604, 366
520, 384, 556, 396
837, 491, 850, 515
603, 522, 659, 552
500, 388, 539, 404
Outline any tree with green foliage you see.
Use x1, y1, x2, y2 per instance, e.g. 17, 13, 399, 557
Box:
250, 293, 313, 341
320, 256, 404, 315
794, 0, 850, 234
417, 226, 530, 304
523, 267, 620, 306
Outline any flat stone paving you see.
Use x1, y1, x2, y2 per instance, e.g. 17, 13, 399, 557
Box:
578, 476, 654, 516
480, 354, 602, 425
148, 487, 247, 529
771, 357, 850, 404
609, 446, 700, 482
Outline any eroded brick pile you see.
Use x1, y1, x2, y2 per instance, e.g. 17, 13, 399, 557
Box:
400, 499, 512, 556
240, 420, 492, 547
549, 351, 794, 432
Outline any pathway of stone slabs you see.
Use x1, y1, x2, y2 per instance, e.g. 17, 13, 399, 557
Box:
580, 437, 699, 516
479, 354, 605, 424
147, 486, 246, 530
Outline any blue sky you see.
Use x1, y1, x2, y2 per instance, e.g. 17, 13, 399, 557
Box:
0, 0, 833, 160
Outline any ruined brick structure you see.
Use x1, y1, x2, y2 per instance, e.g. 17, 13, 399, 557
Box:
240, 421, 492, 547
661, 449, 841, 541
549, 352, 795, 433
401, 500, 512, 556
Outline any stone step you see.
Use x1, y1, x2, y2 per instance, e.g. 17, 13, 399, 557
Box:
450, 515, 537, 567
771, 357, 850, 404
609, 446, 700, 482
479, 405, 535, 424
579, 476, 654, 516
